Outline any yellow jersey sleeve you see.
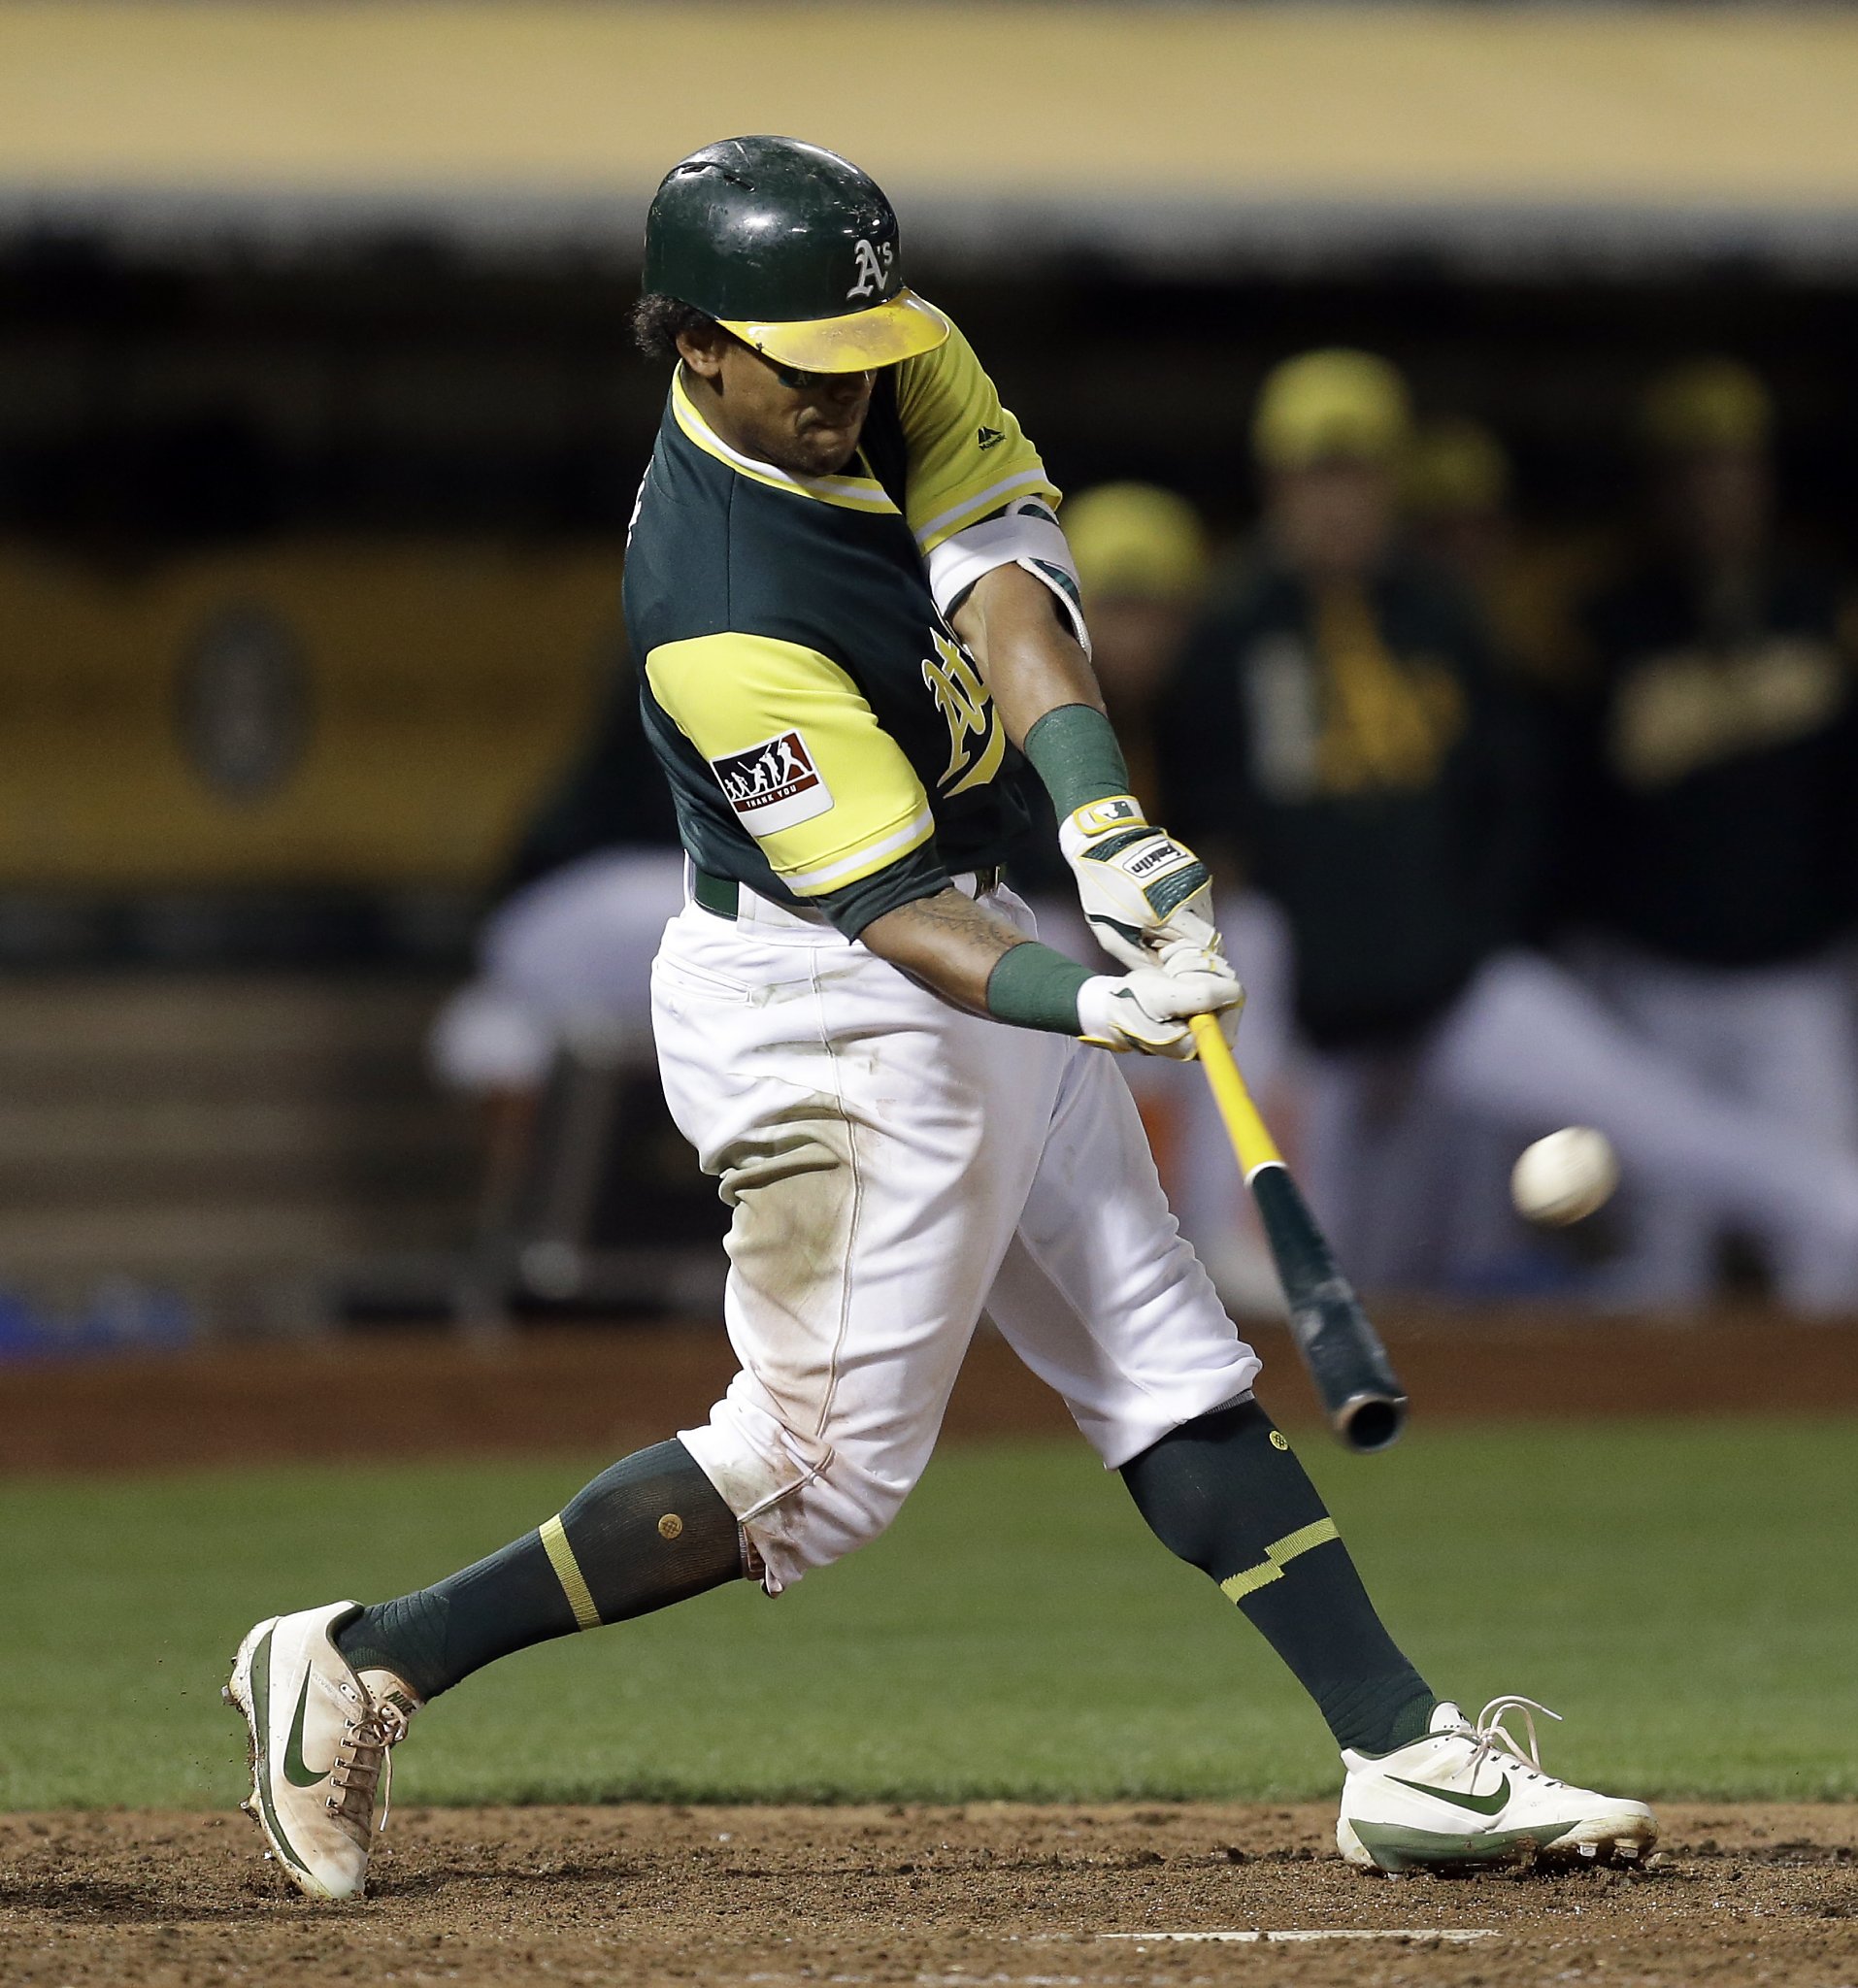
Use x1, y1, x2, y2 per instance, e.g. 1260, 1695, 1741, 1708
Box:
645, 632, 935, 896
893, 315, 1061, 556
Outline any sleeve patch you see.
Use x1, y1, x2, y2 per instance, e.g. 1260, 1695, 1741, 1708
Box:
710, 730, 834, 837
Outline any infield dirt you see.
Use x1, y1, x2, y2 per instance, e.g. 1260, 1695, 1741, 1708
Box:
3, 1800, 1854, 1987
4, 1318, 1854, 1983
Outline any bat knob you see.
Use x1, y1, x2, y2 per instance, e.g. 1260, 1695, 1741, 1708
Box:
1281, 1260, 1410, 1454
1333, 1390, 1409, 1454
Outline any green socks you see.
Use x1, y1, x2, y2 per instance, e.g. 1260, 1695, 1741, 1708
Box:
332, 1408, 1432, 1758
335, 1439, 744, 1702
1121, 1400, 1434, 1755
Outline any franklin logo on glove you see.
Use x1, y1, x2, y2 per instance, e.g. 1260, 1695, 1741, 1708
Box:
1126, 841, 1194, 880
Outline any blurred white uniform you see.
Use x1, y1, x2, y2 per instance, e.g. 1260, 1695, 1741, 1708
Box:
430, 848, 686, 1092
1298, 947, 1858, 1311
1566, 940, 1858, 1306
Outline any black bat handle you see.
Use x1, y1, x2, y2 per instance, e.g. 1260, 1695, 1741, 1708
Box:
1249, 1165, 1409, 1453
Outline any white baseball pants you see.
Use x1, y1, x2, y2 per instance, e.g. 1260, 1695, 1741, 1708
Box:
651, 883, 1261, 1594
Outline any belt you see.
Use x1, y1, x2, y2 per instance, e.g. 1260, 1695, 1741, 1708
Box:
693, 866, 1004, 924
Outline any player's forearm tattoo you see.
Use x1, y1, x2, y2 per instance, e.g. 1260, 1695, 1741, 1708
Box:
862, 886, 1029, 1017
891, 886, 1021, 949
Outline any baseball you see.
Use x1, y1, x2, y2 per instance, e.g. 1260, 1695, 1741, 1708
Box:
1510, 1127, 1619, 1226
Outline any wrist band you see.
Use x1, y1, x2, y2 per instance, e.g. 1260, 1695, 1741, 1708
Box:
985, 940, 1097, 1035
1023, 703, 1132, 818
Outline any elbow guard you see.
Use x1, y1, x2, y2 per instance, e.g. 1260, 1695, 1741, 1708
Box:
925, 500, 1091, 658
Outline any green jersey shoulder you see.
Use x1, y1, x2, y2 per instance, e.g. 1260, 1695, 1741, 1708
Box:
622, 312, 1061, 935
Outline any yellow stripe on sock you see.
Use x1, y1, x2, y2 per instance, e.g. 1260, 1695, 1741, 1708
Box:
538, 1515, 602, 1630
1218, 1517, 1342, 1604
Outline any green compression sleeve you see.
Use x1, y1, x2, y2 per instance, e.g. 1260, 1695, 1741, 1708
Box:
985, 940, 1096, 1034
1022, 703, 1134, 817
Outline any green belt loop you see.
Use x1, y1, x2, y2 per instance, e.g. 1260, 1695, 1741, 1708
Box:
692, 870, 739, 920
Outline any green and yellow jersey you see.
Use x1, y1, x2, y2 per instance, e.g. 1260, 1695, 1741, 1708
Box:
1163, 552, 1546, 1049
623, 314, 1062, 936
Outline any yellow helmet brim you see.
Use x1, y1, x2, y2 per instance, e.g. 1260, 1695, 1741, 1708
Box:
717, 288, 951, 374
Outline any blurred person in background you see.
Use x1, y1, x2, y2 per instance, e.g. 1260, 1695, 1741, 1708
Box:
1559, 360, 1858, 1306
1058, 482, 1211, 799
1163, 348, 1858, 1308
1403, 416, 1512, 603
1163, 350, 1541, 1288
1001, 481, 1211, 916
1403, 415, 1594, 696
427, 653, 685, 1233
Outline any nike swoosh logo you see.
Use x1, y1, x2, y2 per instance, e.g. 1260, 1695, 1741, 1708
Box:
282, 1670, 326, 1788
1388, 1772, 1510, 1816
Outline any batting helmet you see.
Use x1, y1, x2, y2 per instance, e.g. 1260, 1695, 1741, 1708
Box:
642, 135, 950, 375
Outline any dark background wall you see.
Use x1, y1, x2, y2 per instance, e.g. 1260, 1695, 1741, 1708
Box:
3, 239, 1854, 551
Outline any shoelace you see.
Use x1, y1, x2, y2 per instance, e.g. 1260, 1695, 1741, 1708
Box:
325, 1694, 412, 1845
1466, 1695, 1564, 1783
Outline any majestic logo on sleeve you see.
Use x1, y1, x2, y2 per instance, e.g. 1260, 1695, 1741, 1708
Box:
847, 238, 894, 300
710, 731, 835, 837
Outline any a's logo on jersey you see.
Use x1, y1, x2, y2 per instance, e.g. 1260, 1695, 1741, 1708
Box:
976, 425, 1004, 450
710, 731, 834, 836
1609, 636, 1844, 790
921, 632, 1005, 797
847, 238, 893, 301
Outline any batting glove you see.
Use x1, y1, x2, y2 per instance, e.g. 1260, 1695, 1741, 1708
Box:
1058, 794, 1218, 970
1076, 942, 1244, 1059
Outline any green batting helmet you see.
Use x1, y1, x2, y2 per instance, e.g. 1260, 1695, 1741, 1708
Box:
643, 135, 949, 375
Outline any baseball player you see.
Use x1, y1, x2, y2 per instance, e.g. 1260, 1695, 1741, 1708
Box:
1402, 416, 1592, 695
1562, 361, 1858, 1305
226, 140, 1655, 1901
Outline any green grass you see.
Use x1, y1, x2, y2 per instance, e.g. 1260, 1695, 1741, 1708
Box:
0, 1420, 1850, 1812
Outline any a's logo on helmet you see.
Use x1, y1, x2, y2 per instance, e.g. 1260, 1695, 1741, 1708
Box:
847, 238, 893, 301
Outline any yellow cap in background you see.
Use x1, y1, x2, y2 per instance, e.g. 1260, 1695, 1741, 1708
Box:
1641, 358, 1772, 454
1403, 416, 1511, 518
1062, 482, 1211, 603
1252, 348, 1412, 470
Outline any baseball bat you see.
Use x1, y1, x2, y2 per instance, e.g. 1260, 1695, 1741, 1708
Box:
1189, 1014, 1408, 1454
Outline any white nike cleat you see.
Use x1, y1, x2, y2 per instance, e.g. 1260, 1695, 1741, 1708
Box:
224, 1602, 420, 1901
1337, 1697, 1658, 1874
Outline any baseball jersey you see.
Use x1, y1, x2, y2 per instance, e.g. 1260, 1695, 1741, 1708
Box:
623, 315, 1060, 937
1163, 552, 1545, 1049
1569, 558, 1858, 965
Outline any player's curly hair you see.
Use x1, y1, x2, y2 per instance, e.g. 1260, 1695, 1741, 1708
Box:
631, 294, 717, 363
